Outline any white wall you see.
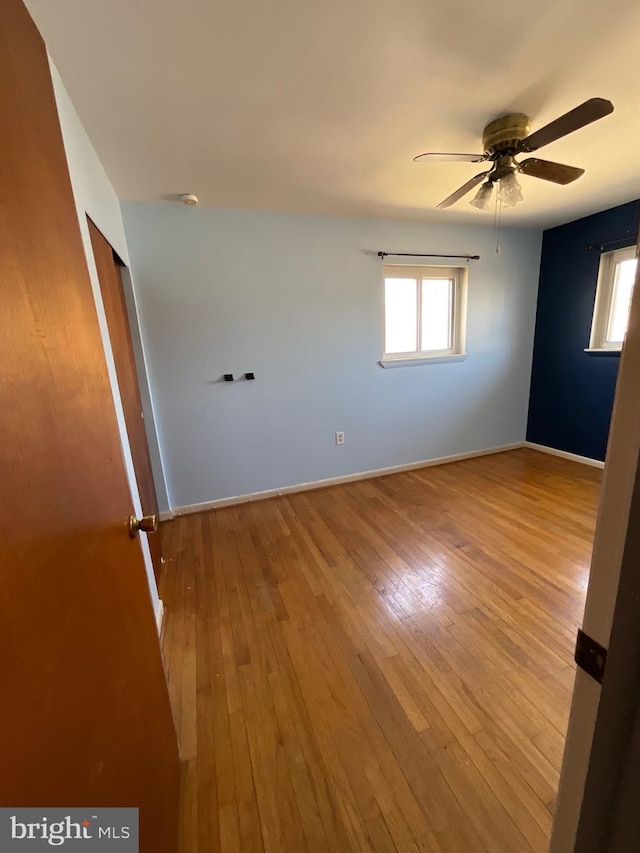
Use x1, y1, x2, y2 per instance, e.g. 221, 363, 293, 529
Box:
50, 62, 166, 622
121, 203, 542, 510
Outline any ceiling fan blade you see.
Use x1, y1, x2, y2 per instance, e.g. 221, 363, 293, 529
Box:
519, 158, 585, 185
518, 98, 613, 152
413, 152, 487, 163
436, 171, 491, 209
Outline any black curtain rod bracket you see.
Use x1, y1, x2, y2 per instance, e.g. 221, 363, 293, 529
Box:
588, 237, 637, 252
378, 251, 480, 262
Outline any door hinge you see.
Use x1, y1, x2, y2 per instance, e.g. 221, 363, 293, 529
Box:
575, 628, 608, 684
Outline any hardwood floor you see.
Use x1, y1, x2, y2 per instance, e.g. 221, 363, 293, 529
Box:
160, 448, 600, 852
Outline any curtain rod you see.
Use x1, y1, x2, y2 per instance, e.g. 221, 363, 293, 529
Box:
588, 237, 637, 252
377, 251, 480, 261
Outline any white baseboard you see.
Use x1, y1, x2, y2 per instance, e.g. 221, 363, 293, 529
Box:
159, 442, 525, 520
155, 599, 165, 635
524, 441, 605, 469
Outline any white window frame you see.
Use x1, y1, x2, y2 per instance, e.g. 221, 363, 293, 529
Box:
380, 264, 467, 368
588, 245, 638, 353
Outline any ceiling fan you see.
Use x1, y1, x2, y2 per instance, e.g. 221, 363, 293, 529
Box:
414, 98, 614, 210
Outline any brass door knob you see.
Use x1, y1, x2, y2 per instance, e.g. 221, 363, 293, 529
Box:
128, 513, 159, 538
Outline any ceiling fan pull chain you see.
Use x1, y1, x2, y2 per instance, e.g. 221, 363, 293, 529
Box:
493, 192, 502, 255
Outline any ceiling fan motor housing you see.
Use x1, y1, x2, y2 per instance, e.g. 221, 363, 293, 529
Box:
482, 113, 531, 156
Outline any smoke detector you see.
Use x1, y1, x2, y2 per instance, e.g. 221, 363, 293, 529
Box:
180, 193, 199, 206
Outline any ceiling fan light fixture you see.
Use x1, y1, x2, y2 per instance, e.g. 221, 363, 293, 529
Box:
469, 181, 493, 211
498, 171, 524, 207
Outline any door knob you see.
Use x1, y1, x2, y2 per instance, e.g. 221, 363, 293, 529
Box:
128, 513, 159, 538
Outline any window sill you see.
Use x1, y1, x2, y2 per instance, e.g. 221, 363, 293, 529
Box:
379, 354, 467, 368
584, 348, 621, 357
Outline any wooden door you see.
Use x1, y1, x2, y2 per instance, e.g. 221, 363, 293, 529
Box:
88, 220, 163, 581
0, 1, 179, 849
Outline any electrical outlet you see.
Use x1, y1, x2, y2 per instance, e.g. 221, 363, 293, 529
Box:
335, 431, 345, 446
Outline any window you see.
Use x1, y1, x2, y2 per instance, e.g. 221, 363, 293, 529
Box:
589, 246, 638, 352
382, 265, 466, 365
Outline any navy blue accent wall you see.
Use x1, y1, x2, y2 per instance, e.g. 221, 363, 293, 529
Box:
527, 200, 640, 461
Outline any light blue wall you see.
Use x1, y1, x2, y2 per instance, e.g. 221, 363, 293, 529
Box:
121, 203, 542, 509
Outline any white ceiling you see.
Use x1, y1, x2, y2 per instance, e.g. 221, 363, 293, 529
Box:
26, 0, 640, 228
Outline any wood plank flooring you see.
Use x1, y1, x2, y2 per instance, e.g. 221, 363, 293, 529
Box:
160, 448, 600, 852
